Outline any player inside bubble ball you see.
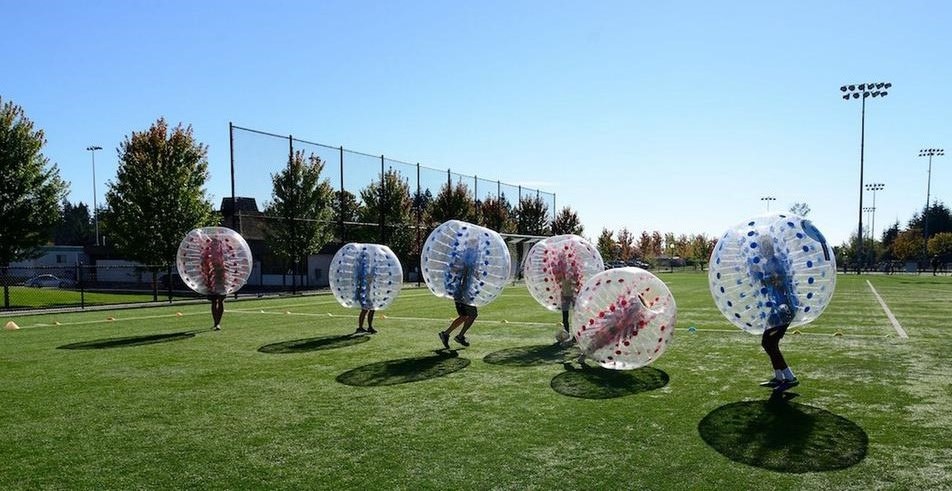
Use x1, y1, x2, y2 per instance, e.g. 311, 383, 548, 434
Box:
578, 291, 656, 366
751, 239, 799, 392
200, 236, 229, 331
552, 254, 581, 345
438, 237, 480, 349
352, 250, 378, 335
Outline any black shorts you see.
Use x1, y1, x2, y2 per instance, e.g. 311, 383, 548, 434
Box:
455, 302, 478, 318
765, 323, 789, 339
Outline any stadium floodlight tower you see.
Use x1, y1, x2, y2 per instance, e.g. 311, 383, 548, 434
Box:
86, 145, 103, 246
760, 196, 776, 213
864, 182, 885, 242
919, 148, 944, 255
841, 81, 891, 273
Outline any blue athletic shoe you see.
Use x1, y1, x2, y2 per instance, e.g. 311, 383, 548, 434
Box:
773, 378, 800, 392
759, 378, 783, 388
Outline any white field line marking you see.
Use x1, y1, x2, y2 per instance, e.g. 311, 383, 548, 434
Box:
16, 311, 207, 329
866, 280, 909, 339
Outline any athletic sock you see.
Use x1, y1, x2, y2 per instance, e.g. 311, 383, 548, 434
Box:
781, 367, 796, 380
774, 369, 783, 380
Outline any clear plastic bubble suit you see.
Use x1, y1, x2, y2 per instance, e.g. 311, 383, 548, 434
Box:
328, 243, 403, 310
176, 227, 253, 296
523, 234, 604, 312
421, 220, 512, 307
574, 268, 677, 370
708, 214, 836, 334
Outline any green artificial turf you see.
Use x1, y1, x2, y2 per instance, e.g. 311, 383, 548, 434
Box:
1, 273, 949, 489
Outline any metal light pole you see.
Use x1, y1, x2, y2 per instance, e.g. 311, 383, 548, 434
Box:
919, 148, 944, 256
841, 82, 891, 273
865, 182, 885, 242
862, 207, 875, 240
86, 145, 103, 246
760, 196, 776, 213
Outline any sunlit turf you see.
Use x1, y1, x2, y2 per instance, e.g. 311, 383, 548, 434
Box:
1, 273, 950, 489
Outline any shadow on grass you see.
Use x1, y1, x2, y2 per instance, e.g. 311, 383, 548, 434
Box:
484, 343, 580, 367
57, 330, 200, 350
550, 365, 669, 399
258, 333, 370, 354
336, 351, 470, 386
698, 392, 868, 473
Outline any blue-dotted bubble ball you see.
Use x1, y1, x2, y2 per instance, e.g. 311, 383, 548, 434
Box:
708, 214, 837, 334
573, 267, 677, 370
420, 220, 512, 307
176, 227, 253, 296
523, 234, 604, 312
328, 243, 403, 310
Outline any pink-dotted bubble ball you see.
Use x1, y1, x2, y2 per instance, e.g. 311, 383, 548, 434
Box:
573, 267, 677, 370
176, 227, 253, 296
523, 234, 604, 312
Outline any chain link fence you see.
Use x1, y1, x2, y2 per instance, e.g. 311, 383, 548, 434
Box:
0, 264, 318, 312
230, 124, 557, 235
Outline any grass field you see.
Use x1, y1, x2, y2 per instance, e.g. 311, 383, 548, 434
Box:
1, 273, 950, 489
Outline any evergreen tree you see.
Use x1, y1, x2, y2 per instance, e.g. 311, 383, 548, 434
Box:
264, 150, 335, 276
551, 206, 583, 236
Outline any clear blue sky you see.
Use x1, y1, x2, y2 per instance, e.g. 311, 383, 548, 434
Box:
3, 0, 950, 246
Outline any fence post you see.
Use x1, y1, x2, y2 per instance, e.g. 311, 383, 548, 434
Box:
2, 266, 9, 309
78, 262, 85, 310
229, 122, 237, 230
380, 155, 386, 243
339, 146, 345, 242
416, 163, 422, 286
167, 264, 173, 303
474, 175, 479, 222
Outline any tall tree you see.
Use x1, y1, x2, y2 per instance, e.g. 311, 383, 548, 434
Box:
103, 118, 214, 266
428, 181, 476, 225
551, 206, 584, 235
928, 232, 952, 260
690, 233, 715, 270
359, 169, 413, 258
891, 229, 924, 262
333, 189, 362, 225
53, 200, 94, 245
514, 195, 550, 236
908, 201, 952, 239
617, 227, 635, 261
264, 150, 335, 274
649, 231, 664, 258
673, 234, 692, 260
596, 228, 616, 262
637, 231, 653, 260
478, 195, 515, 233
0, 97, 68, 266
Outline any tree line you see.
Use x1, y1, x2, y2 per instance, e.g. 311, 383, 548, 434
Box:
0, 98, 586, 275
4, 95, 949, 276
836, 203, 952, 270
